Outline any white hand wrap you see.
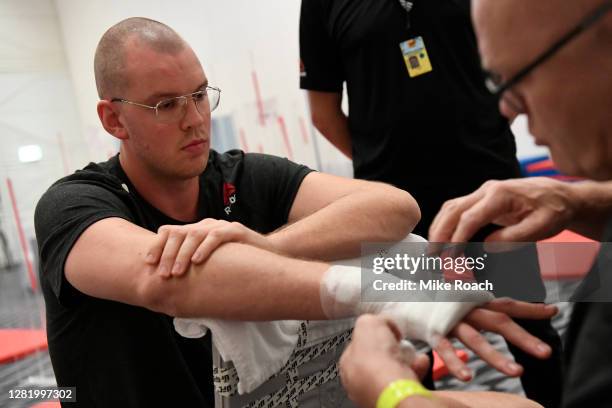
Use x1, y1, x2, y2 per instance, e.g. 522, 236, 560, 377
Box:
320, 265, 493, 347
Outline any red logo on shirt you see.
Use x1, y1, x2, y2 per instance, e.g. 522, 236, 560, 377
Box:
223, 183, 237, 215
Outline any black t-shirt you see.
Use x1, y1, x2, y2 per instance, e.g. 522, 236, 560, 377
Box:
34, 150, 313, 408
300, 0, 521, 232
562, 219, 612, 407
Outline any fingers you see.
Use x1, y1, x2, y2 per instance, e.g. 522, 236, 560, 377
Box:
148, 220, 256, 278
172, 232, 206, 276
485, 209, 556, 242
410, 353, 431, 381
434, 337, 472, 382
449, 190, 511, 243
157, 230, 186, 278
429, 187, 487, 242
465, 308, 552, 359
452, 322, 523, 377
193, 228, 238, 263
483, 298, 558, 320
145, 228, 169, 265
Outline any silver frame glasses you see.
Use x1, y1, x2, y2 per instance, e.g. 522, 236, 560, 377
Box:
111, 86, 221, 123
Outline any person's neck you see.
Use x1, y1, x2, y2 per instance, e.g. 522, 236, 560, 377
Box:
119, 153, 199, 223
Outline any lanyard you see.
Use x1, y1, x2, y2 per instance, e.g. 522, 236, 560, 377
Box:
398, 0, 414, 28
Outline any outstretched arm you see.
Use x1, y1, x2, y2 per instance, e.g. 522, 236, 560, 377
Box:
66, 217, 328, 320
66, 218, 554, 382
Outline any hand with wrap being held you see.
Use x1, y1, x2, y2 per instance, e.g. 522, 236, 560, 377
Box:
321, 264, 557, 382
340, 315, 546, 408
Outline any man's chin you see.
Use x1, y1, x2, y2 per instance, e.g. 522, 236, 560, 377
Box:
553, 157, 604, 180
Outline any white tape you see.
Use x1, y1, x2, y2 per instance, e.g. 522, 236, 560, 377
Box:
320, 265, 493, 347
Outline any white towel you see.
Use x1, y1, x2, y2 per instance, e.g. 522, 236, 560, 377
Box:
173, 318, 354, 394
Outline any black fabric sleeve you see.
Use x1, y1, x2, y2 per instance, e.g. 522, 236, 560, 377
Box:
239, 154, 314, 230
299, 0, 345, 92
562, 302, 612, 407
34, 181, 134, 306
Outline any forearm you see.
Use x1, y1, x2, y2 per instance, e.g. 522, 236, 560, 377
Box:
269, 184, 420, 261
398, 395, 465, 408
567, 180, 612, 239
308, 90, 353, 159
314, 111, 353, 159
145, 242, 329, 320
427, 391, 542, 408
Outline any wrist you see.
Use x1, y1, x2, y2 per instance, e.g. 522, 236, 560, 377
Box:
566, 181, 589, 220
264, 233, 288, 256
376, 378, 432, 408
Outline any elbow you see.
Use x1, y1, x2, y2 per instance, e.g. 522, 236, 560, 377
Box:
385, 186, 422, 240
137, 271, 182, 316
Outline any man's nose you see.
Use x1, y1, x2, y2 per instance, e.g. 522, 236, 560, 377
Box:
181, 97, 207, 130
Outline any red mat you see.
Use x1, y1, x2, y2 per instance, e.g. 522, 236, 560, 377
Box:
433, 349, 468, 380
538, 230, 599, 280
30, 402, 60, 408
0, 329, 47, 364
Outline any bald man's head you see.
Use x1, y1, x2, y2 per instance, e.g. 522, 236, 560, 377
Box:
472, 0, 612, 179
474, 0, 610, 72
94, 17, 187, 99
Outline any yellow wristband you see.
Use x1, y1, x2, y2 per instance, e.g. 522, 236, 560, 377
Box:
376, 379, 432, 408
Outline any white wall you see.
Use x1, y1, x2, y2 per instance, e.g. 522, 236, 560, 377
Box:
512, 115, 549, 160
0, 0, 86, 264
53, 0, 349, 175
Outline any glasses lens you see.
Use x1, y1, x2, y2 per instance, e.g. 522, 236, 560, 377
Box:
207, 88, 220, 113
156, 97, 187, 123
154, 88, 221, 122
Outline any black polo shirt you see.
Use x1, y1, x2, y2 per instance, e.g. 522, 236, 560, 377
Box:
300, 0, 521, 233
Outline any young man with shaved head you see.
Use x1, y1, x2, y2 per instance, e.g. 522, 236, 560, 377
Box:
341, 1, 612, 407
35, 17, 557, 407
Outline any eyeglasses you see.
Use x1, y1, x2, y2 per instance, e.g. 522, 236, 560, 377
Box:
484, 1, 612, 104
111, 86, 221, 123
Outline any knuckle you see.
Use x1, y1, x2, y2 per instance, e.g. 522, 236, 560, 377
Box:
459, 211, 477, 225
482, 180, 498, 189
491, 312, 511, 326
487, 181, 507, 196
209, 229, 223, 238
495, 297, 514, 309
190, 229, 206, 239
442, 199, 459, 211
465, 331, 484, 346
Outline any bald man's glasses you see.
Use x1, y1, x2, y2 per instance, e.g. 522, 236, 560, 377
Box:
111, 86, 221, 123
484, 1, 612, 100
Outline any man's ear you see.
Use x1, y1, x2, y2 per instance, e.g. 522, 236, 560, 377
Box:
97, 100, 129, 140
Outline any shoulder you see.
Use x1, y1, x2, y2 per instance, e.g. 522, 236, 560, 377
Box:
40, 158, 125, 203
35, 157, 131, 227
